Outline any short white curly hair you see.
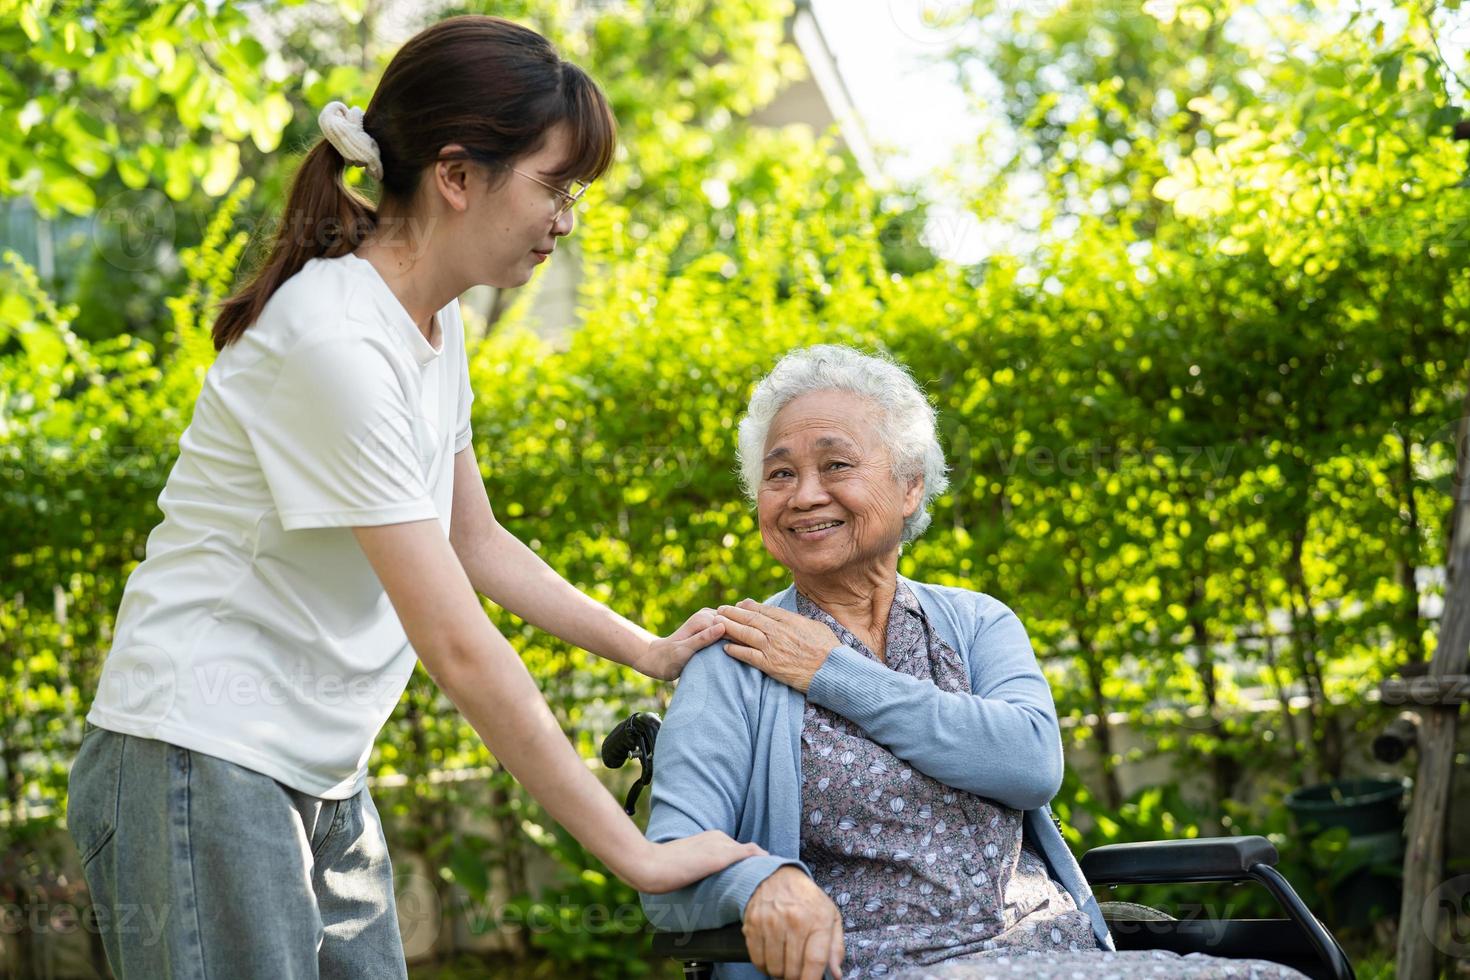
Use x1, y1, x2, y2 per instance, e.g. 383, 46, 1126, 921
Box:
736, 345, 950, 543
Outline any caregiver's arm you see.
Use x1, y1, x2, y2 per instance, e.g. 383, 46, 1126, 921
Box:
638, 646, 812, 933
354, 518, 764, 894
722, 600, 1062, 810
447, 447, 720, 680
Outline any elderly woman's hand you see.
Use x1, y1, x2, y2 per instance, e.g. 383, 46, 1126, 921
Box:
744, 866, 845, 980
716, 599, 839, 693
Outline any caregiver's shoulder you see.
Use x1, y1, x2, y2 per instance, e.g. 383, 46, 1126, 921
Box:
252, 255, 386, 346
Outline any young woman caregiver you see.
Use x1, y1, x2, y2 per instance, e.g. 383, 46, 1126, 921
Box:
66, 15, 762, 979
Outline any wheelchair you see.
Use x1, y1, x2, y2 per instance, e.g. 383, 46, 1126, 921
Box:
601, 711, 1355, 980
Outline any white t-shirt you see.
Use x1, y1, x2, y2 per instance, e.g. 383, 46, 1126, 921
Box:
87, 252, 473, 799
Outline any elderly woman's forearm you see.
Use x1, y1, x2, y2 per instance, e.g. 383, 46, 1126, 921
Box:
639, 852, 810, 933
807, 646, 1064, 808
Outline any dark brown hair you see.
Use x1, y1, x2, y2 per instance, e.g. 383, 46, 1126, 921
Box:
212, 15, 617, 350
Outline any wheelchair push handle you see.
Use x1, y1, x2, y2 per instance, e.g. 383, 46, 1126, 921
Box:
602, 711, 662, 768
601, 711, 662, 816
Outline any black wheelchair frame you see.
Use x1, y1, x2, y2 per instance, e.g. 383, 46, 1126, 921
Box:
602, 711, 1355, 980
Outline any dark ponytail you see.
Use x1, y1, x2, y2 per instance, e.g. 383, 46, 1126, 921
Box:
211, 15, 617, 351
211, 140, 373, 349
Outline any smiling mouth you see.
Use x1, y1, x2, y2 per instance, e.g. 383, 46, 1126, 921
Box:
792, 521, 844, 534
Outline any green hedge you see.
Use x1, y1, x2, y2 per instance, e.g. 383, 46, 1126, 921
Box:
5, 1, 1470, 975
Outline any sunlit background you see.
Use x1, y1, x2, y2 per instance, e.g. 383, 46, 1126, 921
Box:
3, 1, 1469, 977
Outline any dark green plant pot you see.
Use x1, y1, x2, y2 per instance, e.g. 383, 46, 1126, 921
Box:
1285, 778, 1409, 836
1284, 777, 1409, 930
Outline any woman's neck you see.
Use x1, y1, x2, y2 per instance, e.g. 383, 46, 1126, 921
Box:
794, 563, 899, 660
355, 211, 460, 341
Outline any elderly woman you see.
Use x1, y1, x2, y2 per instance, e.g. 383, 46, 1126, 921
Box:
639, 346, 1307, 980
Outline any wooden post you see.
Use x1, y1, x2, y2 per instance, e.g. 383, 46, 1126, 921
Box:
1392, 405, 1470, 979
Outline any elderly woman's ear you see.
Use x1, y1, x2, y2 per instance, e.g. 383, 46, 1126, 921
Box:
902, 474, 924, 519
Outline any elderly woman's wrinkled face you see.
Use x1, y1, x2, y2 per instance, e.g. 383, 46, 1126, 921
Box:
758, 390, 922, 580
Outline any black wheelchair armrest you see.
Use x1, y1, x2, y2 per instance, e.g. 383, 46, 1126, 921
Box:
647, 836, 1351, 980
650, 922, 749, 962
1080, 835, 1279, 884
1082, 836, 1354, 980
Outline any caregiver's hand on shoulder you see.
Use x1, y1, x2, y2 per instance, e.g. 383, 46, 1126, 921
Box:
744, 866, 845, 980
620, 832, 767, 894
641, 607, 726, 681
716, 599, 839, 693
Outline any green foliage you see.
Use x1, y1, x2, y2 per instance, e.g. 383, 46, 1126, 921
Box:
0, 0, 298, 213
3, 0, 1468, 974
501, 824, 655, 979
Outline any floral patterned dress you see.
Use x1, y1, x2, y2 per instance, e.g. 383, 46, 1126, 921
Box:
795, 584, 1307, 980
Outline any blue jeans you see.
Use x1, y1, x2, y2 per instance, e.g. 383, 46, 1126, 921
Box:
66, 722, 409, 979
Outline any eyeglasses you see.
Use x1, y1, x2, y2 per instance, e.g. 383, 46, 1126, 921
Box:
434, 150, 589, 222
508, 167, 589, 222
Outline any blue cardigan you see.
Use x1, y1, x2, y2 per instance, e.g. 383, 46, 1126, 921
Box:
639, 576, 1114, 978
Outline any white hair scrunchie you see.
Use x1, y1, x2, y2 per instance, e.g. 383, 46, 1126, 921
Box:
317, 101, 383, 181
